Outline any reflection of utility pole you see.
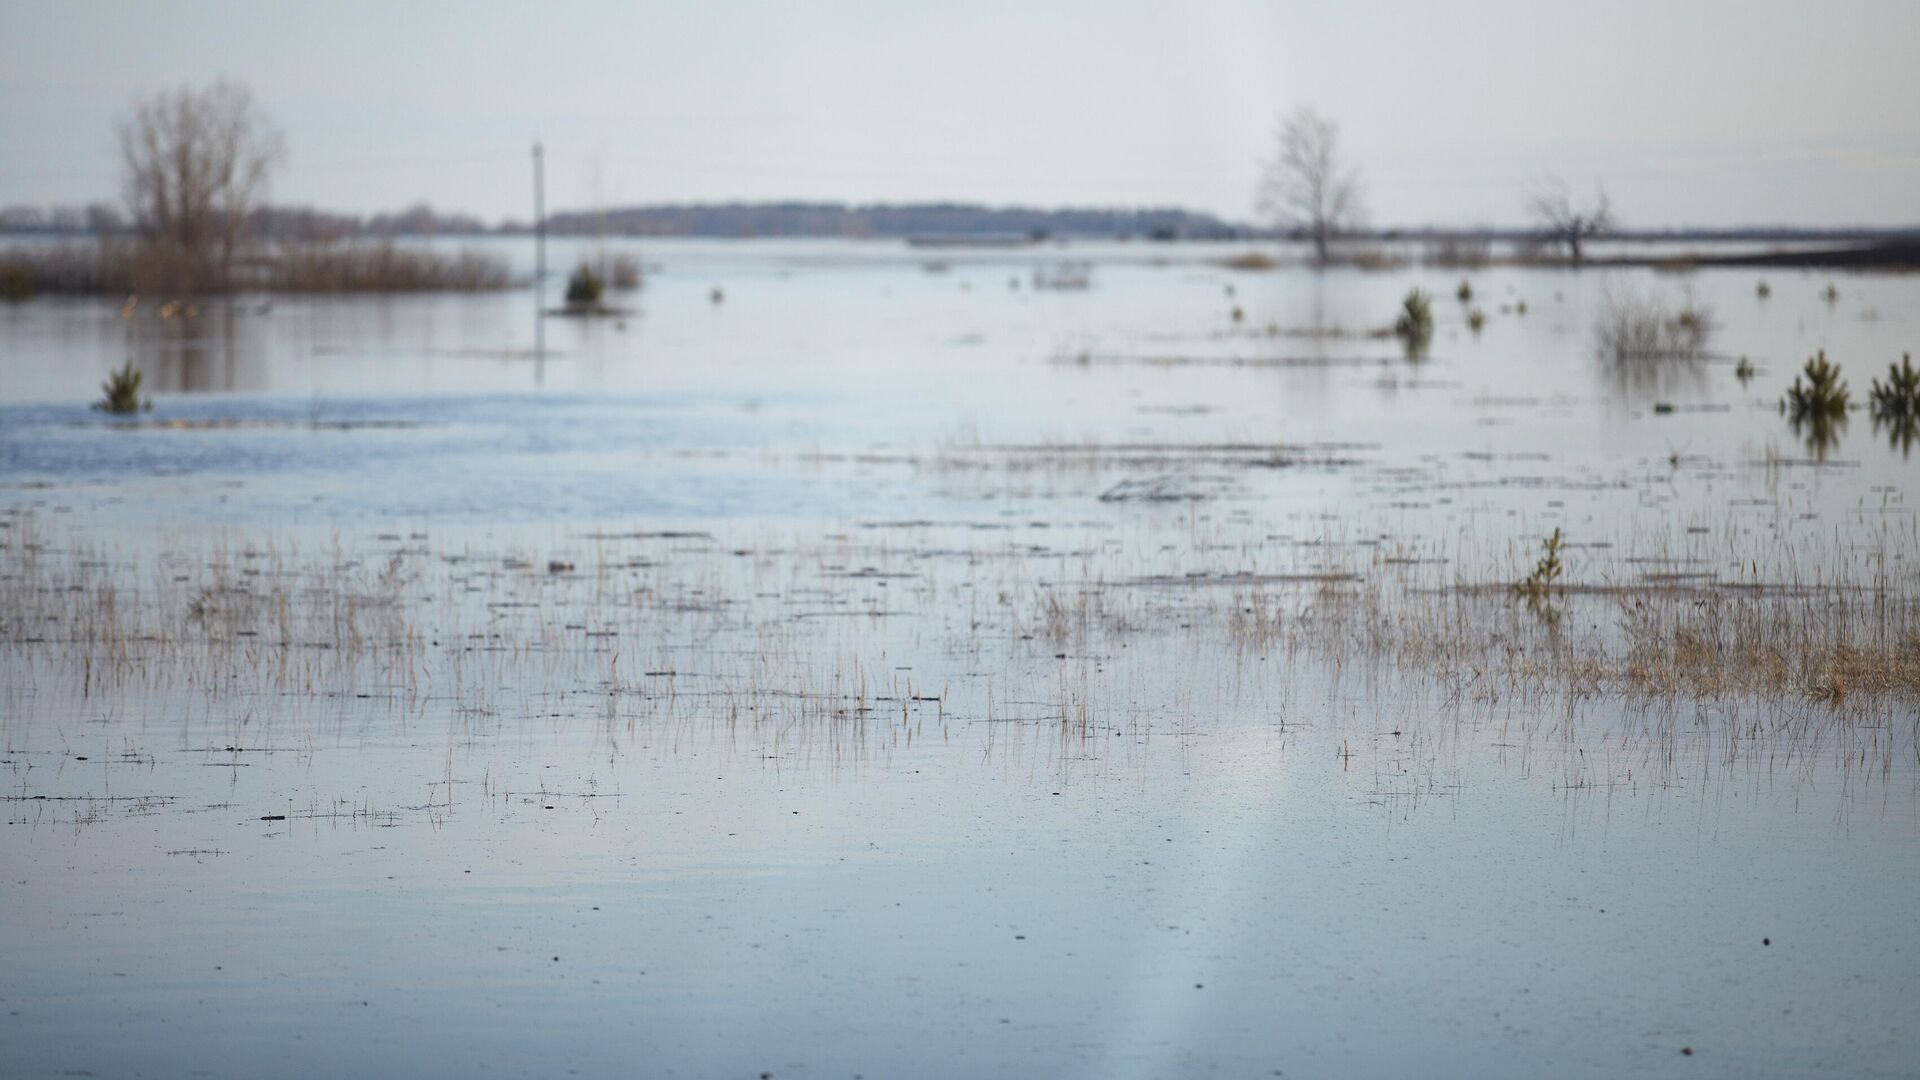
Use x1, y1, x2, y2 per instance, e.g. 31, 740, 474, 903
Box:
533, 140, 546, 383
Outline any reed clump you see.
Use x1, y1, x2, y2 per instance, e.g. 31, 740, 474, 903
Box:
1218, 251, 1278, 271
0, 240, 509, 295
264, 242, 510, 292
1597, 287, 1713, 361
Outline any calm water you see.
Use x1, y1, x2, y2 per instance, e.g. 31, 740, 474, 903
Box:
1, 239, 1916, 1078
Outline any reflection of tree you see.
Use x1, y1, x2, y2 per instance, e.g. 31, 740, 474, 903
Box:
129, 303, 240, 393
1787, 410, 1847, 462
1873, 412, 1917, 459
1604, 351, 1706, 404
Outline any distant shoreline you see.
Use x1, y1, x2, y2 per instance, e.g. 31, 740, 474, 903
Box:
4, 199, 1917, 246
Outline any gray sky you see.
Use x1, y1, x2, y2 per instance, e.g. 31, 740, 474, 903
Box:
3, 0, 1916, 227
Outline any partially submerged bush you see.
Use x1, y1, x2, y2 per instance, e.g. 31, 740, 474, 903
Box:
1467, 307, 1486, 333
565, 262, 604, 306
1782, 350, 1850, 460
1755, 280, 1771, 299
93, 360, 152, 415
1513, 528, 1565, 600
1869, 353, 1919, 420
1455, 279, 1473, 303
1869, 355, 1919, 457
1595, 287, 1713, 361
1, 264, 33, 302
1393, 288, 1433, 349
1782, 350, 1849, 421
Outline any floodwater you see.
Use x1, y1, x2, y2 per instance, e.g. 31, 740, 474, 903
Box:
1, 239, 1916, 1078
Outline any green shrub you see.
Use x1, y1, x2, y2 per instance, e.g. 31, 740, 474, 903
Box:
93, 360, 151, 415
565, 262, 604, 306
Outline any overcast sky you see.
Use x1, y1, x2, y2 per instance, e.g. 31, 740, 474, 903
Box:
3, 0, 1916, 227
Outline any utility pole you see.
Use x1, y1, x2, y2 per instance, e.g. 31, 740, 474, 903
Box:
532, 141, 546, 294
532, 140, 546, 381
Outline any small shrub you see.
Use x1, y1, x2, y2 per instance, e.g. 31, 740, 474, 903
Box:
1822, 282, 1839, 304
1467, 307, 1486, 333
93, 360, 151, 415
1755, 280, 1771, 299
1515, 299, 1528, 317
1734, 356, 1755, 384
1514, 528, 1565, 600
1456, 279, 1473, 303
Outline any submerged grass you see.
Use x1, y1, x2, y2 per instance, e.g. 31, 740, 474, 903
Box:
1597, 285, 1713, 362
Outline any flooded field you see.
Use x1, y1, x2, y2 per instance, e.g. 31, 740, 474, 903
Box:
3, 239, 1917, 1078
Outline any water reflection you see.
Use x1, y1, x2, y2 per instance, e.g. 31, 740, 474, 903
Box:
1787, 409, 1848, 462
130, 303, 247, 393
1873, 412, 1917, 459
1602, 351, 1707, 404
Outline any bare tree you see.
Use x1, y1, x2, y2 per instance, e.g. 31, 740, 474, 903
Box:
1256, 106, 1364, 266
1528, 175, 1613, 266
119, 80, 284, 294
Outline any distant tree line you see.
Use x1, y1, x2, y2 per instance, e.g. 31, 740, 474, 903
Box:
2, 199, 1248, 242
534, 203, 1248, 240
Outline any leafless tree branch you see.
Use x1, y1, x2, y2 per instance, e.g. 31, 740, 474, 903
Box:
1256, 106, 1364, 267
